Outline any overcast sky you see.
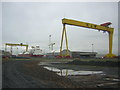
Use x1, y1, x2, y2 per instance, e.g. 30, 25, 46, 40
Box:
1, 2, 118, 55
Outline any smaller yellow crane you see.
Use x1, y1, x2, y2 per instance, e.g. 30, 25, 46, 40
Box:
5, 43, 28, 55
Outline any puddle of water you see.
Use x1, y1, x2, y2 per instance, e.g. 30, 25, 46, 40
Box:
105, 78, 120, 82
38, 62, 63, 66
50, 62, 63, 64
38, 62, 51, 66
43, 66, 104, 76
44, 66, 60, 72
97, 82, 118, 87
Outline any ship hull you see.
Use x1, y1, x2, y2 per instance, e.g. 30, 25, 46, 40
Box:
18, 54, 44, 57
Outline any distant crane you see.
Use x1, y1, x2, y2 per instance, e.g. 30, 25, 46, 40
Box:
48, 35, 55, 52
48, 43, 55, 52
5, 43, 28, 55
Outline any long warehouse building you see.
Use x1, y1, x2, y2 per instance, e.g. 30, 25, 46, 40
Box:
46, 49, 97, 58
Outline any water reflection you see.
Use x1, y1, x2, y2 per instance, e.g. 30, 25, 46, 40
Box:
43, 66, 104, 76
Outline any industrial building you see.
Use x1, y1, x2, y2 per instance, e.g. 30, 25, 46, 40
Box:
46, 49, 97, 58
61, 49, 97, 58
71, 51, 97, 58
46, 52, 59, 58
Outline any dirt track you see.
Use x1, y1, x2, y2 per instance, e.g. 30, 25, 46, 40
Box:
2, 60, 80, 88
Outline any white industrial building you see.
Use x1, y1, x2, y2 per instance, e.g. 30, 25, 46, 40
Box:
46, 49, 97, 58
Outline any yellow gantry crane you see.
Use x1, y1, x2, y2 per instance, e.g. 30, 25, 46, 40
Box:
5, 43, 28, 55
60, 18, 116, 58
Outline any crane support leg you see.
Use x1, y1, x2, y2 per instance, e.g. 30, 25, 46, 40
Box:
5, 45, 7, 52
104, 30, 116, 58
26, 46, 28, 52
64, 25, 69, 56
60, 24, 69, 56
109, 32, 113, 54
60, 24, 65, 56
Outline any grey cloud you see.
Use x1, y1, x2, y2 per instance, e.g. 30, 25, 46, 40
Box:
2, 2, 118, 55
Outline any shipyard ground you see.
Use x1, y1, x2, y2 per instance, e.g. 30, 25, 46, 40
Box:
2, 58, 120, 89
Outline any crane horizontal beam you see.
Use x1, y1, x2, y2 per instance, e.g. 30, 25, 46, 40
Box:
62, 18, 113, 33
5, 43, 28, 47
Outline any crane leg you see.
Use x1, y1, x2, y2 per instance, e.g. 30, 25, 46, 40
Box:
5, 45, 7, 52
60, 24, 65, 56
60, 24, 70, 56
64, 25, 69, 56
26, 46, 28, 52
104, 31, 116, 58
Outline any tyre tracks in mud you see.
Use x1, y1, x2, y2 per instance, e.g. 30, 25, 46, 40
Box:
2, 60, 80, 88
2, 60, 43, 88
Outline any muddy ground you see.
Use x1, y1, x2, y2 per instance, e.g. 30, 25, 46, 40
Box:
2, 58, 120, 89
2, 59, 80, 88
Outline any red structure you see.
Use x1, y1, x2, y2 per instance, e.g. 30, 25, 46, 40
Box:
100, 22, 112, 27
